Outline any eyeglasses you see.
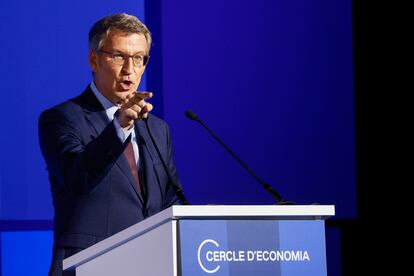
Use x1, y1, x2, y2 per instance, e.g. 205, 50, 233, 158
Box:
100, 49, 150, 68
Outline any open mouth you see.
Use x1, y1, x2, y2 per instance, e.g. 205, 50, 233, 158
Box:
122, 80, 133, 86
120, 80, 134, 90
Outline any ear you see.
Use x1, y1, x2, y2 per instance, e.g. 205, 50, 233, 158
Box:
89, 50, 98, 72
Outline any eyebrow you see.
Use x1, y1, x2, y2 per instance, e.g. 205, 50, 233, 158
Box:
110, 49, 147, 55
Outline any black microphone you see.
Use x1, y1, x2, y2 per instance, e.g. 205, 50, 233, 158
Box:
185, 109, 293, 205
144, 118, 190, 205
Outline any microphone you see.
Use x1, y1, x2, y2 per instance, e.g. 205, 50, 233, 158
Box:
144, 118, 190, 205
185, 109, 293, 205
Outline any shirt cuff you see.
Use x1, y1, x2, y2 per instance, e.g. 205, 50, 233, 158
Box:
113, 118, 134, 143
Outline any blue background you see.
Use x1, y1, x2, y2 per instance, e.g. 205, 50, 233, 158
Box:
0, 0, 354, 275
161, 0, 355, 212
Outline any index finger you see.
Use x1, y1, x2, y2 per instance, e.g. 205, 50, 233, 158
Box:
121, 91, 153, 109
131, 91, 153, 102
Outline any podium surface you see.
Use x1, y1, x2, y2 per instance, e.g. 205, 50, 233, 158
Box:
63, 205, 334, 276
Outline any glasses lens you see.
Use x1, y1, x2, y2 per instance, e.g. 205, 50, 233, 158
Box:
113, 54, 125, 65
133, 55, 149, 67
143, 56, 149, 66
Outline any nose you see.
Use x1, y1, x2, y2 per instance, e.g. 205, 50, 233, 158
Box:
121, 57, 134, 74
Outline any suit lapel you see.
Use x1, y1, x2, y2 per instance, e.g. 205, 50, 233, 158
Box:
84, 111, 108, 136
76, 87, 109, 136
136, 120, 158, 163
135, 120, 162, 207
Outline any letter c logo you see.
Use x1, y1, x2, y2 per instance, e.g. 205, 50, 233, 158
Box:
198, 239, 220, 273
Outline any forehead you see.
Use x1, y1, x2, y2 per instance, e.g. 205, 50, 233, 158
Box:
103, 31, 148, 52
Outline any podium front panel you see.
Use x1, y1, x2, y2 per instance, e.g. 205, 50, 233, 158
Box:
179, 219, 327, 276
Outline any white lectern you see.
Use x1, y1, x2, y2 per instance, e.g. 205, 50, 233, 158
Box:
63, 205, 334, 276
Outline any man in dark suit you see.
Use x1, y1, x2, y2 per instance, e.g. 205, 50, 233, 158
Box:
38, 13, 184, 276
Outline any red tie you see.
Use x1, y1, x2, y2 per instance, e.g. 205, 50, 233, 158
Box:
124, 141, 142, 194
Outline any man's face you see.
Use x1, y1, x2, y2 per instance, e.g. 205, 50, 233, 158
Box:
89, 31, 148, 105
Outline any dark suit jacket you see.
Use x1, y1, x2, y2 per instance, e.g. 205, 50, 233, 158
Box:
39, 86, 182, 275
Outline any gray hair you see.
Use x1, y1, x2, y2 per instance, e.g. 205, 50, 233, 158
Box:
88, 13, 152, 53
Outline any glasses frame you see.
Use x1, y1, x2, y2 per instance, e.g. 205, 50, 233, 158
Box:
99, 49, 150, 68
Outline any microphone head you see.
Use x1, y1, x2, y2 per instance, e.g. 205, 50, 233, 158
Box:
185, 109, 200, 121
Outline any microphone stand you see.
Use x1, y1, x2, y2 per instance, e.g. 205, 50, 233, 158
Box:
185, 110, 294, 205
144, 119, 190, 205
